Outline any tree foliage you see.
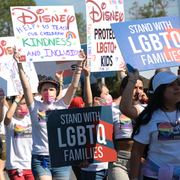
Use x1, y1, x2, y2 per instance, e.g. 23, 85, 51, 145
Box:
75, 12, 86, 44
0, 0, 36, 37
129, 0, 175, 20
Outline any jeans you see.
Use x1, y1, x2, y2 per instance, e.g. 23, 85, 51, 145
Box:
31, 154, 70, 179
81, 169, 107, 180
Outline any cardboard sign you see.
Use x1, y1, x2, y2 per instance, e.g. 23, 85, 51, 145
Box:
46, 106, 117, 167
0, 37, 38, 97
86, 0, 125, 72
10, 6, 81, 62
111, 16, 180, 72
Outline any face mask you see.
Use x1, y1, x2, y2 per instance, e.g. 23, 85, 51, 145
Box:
18, 105, 29, 116
42, 91, 55, 105
98, 94, 113, 106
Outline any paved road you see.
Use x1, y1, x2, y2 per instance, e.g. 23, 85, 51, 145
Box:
4, 168, 77, 180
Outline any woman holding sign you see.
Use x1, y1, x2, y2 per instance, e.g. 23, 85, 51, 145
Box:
130, 69, 180, 180
13, 49, 86, 180
0, 97, 9, 180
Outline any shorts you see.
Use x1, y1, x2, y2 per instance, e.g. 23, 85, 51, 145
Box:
31, 154, 70, 179
0, 134, 6, 160
7, 169, 34, 180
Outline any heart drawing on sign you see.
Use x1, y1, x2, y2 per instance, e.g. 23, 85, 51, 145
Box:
91, 55, 96, 61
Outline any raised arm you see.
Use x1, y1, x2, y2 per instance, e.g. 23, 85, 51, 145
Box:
83, 61, 93, 107
13, 50, 34, 106
5, 93, 23, 126
119, 68, 141, 120
63, 50, 85, 105
55, 71, 64, 101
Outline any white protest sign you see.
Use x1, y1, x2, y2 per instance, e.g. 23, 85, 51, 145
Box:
10, 6, 81, 63
86, 0, 125, 72
0, 37, 38, 97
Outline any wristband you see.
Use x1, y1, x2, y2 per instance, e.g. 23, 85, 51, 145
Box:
13, 100, 19, 104
76, 65, 83, 68
59, 82, 64, 87
75, 66, 82, 71
128, 78, 137, 83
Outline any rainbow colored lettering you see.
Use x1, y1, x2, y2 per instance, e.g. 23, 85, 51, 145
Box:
14, 79, 23, 92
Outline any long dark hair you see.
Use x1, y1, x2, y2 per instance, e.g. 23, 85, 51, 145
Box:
119, 75, 144, 96
91, 83, 104, 100
133, 78, 180, 138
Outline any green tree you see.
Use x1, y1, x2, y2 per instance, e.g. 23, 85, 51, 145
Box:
0, 0, 36, 37
129, 0, 175, 20
75, 12, 86, 44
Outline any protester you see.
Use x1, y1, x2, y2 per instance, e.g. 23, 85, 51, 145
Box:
5, 93, 34, 180
69, 75, 97, 180
0, 97, 9, 180
80, 62, 111, 180
13, 49, 86, 180
131, 70, 180, 180
107, 72, 147, 180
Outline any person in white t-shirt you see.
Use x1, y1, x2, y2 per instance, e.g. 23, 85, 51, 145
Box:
0, 97, 9, 180
13, 49, 86, 180
108, 73, 147, 180
130, 69, 180, 180
5, 93, 34, 180
81, 63, 115, 180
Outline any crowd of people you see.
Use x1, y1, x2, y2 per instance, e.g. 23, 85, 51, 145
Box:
0, 48, 180, 180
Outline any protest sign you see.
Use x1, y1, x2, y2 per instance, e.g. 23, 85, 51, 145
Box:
0, 37, 38, 96
111, 16, 180, 72
46, 106, 117, 167
10, 6, 81, 62
34, 43, 115, 84
86, 0, 125, 72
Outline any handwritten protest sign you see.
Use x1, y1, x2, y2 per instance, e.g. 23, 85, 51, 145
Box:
34, 43, 115, 84
86, 0, 125, 72
46, 106, 117, 167
111, 16, 180, 72
10, 6, 81, 62
0, 37, 38, 96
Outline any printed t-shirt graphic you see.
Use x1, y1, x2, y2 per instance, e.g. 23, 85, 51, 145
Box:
119, 114, 132, 129
157, 122, 180, 140
14, 124, 32, 138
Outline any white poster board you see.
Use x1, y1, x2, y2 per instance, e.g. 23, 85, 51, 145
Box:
10, 6, 81, 63
0, 37, 38, 97
86, 0, 125, 72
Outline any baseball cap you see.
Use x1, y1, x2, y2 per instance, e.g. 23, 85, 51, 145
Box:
38, 76, 60, 91
152, 71, 180, 91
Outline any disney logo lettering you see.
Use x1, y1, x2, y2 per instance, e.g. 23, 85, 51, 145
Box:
12, 8, 75, 28
86, 0, 124, 23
